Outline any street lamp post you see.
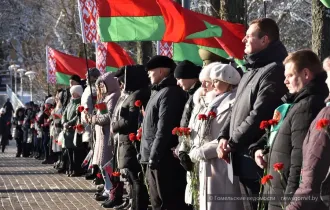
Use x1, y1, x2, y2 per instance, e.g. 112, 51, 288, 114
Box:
25, 71, 37, 102
17, 68, 26, 99
9, 64, 20, 94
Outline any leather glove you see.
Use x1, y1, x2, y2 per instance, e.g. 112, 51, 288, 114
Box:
136, 153, 141, 161
148, 159, 159, 170
179, 151, 193, 171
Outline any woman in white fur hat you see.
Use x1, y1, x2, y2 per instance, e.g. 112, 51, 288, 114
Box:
180, 62, 244, 210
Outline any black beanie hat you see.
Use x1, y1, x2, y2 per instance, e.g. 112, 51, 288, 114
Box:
174, 60, 202, 79
70, 74, 81, 83
145, 55, 176, 71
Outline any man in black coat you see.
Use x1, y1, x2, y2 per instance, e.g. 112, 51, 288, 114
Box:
216, 18, 288, 210
140, 55, 189, 210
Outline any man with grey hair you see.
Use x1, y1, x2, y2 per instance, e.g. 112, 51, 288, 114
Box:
140, 55, 190, 210
81, 67, 101, 180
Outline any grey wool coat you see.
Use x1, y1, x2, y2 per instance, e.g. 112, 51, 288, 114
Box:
92, 72, 120, 166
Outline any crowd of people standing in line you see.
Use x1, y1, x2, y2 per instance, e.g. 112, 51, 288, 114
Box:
1, 17, 330, 210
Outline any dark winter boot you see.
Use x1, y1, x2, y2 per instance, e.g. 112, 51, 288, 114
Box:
85, 165, 98, 180
101, 182, 124, 208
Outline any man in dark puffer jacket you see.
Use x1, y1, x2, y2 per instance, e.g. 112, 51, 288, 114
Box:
249, 49, 329, 210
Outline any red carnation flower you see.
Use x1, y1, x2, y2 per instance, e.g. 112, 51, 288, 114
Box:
136, 133, 141, 141
129, 133, 137, 142
316, 119, 330, 130
261, 174, 273, 185
55, 140, 58, 144
77, 106, 85, 113
74, 124, 85, 133
112, 172, 121, 177
260, 121, 270, 130
134, 100, 142, 107
208, 111, 216, 119
182, 127, 191, 136
89, 165, 93, 169
273, 162, 284, 172
83, 160, 88, 164
198, 114, 208, 121
96, 173, 102, 179
172, 127, 179, 135
6, 122, 10, 126
85, 108, 89, 112
268, 119, 279, 126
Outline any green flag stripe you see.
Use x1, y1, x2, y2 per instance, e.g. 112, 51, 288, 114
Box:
321, 0, 330, 7
98, 16, 165, 42
106, 66, 118, 72
172, 42, 203, 65
56, 72, 71, 85
186, 21, 223, 40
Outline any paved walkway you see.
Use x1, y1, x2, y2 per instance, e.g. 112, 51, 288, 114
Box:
0, 141, 106, 210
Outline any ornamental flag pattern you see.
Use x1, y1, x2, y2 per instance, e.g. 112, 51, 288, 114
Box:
46, 46, 57, 84
96, 41, 107, 74
159, 41, 174, 58
77, 0, 98, 43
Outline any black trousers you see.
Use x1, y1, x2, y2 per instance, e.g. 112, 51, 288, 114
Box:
16, 137, 23, 155
239, 178, 261, 210
127, 167, 149, 210
67, 147, 84, 173
147, 154, 192, 210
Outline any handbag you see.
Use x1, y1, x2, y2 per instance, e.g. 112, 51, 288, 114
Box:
58, 130, 65, 147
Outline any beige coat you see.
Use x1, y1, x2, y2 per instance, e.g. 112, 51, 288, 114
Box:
92, 73, 120, 166
81, 84, 96, 143
182, 87, 244, 210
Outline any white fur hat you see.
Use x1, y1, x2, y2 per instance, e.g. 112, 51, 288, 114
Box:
199, 62, 217, 81
45, 97, 55, 105
70, 85, 84, 97
209, 62, 241, 85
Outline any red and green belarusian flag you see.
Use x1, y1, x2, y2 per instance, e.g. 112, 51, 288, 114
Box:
95, 0, 245, 65
77, 0, 136, 74
96, 42, 135, 73
96, 0, 165, 41
46, 46, 96, 85
156, 0, 245, 61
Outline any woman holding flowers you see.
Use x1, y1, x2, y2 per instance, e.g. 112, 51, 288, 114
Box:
62, 85, 83, 176
179, 62, 243, 210
88, 72, 120, 202
50, 89, 64, 167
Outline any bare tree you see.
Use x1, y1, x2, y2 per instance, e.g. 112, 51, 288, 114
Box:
312, 0, 330, 60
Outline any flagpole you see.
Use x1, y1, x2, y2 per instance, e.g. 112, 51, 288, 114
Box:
182, 0, 190, 9
83, 44, 92, 94
263, 0, 267, 18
